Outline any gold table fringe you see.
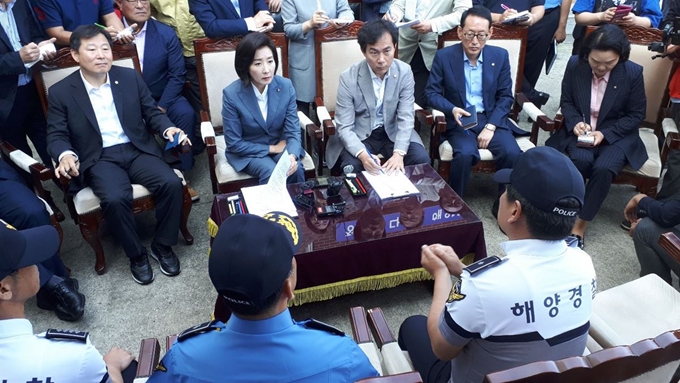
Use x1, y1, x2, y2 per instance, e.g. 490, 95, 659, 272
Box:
290, 252, 476, 306
208, 219, 477, 307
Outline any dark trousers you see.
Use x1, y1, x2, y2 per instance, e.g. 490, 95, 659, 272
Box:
85, 143, 183, 259
411, 47, 430, 108
522, 6, 561, 101
633, 217, 680, 284
164, 96, 198, 171
0, 83, 52, 168
0, 161, 67, 286
183, 56, 205, 147
336, 126, 430, 172
566, 140, 627, 221
444, 117, 522, 197
243, 151, 306, 185
657, 102, 680, 201
398, 315, 451, 383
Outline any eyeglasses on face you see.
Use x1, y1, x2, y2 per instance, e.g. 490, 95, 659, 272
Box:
123, 0, 149, 4
461, 32, 490, 41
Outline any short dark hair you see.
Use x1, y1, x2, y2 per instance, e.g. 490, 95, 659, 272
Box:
234, 32, 278, 85
505, 185, 581, 240
460, 6, 493, 29
579, 24, 631, 63
70, 24, 113, 51
358, 19, 398, 52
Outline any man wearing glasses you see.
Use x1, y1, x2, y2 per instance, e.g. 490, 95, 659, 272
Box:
116, 0, 199, 200
425, 5, 524, 201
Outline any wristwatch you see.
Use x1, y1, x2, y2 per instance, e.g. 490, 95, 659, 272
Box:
484, 124, 496, 132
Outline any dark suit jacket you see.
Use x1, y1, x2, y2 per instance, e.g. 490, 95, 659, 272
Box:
46, 66, 174, 177
140, 18, 186, 110
546, 56, 648, 170
425, 44, 526, 136
188, 0, 267, 38
221, 75, 303, 172
0, 0, 45, 124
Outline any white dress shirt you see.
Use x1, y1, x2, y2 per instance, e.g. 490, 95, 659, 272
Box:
124, 18, 147, 71
80, 71, 131, 148
252, 83, 269, 122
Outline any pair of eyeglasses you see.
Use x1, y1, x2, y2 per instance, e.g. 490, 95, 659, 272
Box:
123, 0, 149, 3
462, 32, 490, 41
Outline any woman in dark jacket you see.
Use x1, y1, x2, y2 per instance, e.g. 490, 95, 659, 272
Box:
546, 24, 647, 248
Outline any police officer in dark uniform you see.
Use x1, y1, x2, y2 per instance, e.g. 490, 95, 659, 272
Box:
148, 212, 379, 382
0, 222, 137, 383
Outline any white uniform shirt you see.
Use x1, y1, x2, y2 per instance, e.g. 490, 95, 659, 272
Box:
0, 318, 107, 383
439, 239, 597, 383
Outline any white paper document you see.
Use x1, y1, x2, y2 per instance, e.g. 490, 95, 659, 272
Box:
395, 19, 421, 29
362, 170, 420, 200
241, 150, 298, 217
501, 11, 530, 24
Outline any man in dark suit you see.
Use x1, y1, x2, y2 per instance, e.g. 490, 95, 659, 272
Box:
46, 25, 191, 285
425, 5, 524, 198
0, 0, 55, 171
0, 160, 85, 321
189, 0, 275, 38
117, 0, 199, 200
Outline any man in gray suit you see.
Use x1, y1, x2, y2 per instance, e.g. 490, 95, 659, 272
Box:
385, 0, 472, 107
325, 19, 429, 175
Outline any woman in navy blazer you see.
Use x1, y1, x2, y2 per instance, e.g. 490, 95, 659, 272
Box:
546, 24, 647, 248
221, 32, 305, 184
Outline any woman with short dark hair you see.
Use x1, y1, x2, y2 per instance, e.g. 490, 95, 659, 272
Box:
546, 24, 647, 249
222, 32, 305, 184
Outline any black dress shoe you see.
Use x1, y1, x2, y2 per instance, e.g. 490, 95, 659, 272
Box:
130, 249, 155, 285
568, 234, 585, 250
150, 242, 181, 276
36, 278, 85, 321
620, 219, 632, 231
534, 91, 550, 107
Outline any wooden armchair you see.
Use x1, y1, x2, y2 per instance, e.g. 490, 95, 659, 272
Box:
350, 306, 423, 381
313, 21, 433, 176
548, 26, 675, 197
32, 45, 194, 274
194, 34, 316, 194
483, 330, 680, 383
0, 141, 64, 247
429, 24, 554, 183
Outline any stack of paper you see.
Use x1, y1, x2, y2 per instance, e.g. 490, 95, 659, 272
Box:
241, 150, 298, 217
502, 11, 530, 24
362, 171, 420, 200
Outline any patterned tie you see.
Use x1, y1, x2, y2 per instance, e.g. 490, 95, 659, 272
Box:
231, 0, 241, 17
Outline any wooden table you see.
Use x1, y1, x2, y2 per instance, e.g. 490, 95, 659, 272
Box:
209, 164, 486, 310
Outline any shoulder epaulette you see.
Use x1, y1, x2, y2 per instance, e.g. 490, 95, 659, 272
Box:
464, 255, 503, 275
45, 329, 88, 343
178, 320, 218, 342
300, 318, 345, 336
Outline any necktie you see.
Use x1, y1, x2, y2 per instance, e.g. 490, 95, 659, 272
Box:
231, 0, 241, 17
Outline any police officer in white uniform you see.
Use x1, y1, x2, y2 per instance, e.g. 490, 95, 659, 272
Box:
397, 146, 597, 383
0, 221, 137, 383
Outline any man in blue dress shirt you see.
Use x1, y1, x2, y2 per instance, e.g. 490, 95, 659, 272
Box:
148, 212, 379, 382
